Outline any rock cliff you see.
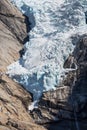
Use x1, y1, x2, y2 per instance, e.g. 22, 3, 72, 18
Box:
0, 0, 46, 130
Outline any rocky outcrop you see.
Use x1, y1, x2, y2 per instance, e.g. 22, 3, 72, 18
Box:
0, 0, 29, 44
0, 0, 28, 70
0, 0, 46, 130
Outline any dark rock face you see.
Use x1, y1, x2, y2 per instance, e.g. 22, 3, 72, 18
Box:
30, 35, 87, 129
63, 55, 77, 69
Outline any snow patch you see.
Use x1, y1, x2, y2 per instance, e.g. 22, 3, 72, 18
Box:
28, 100, 38, 111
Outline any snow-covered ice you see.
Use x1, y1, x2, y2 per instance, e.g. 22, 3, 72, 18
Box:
8, 0, 87, 100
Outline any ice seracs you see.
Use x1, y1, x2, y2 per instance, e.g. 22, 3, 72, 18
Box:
8, 0, 87, 100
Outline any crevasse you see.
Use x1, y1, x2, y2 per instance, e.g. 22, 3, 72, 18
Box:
8, 0, 87, 100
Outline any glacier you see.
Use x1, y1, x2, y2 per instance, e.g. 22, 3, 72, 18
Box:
8, 0, 87, 101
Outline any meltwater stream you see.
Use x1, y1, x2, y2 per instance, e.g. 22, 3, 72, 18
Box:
8, 0, 87, 102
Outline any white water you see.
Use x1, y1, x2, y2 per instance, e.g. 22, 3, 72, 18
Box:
8, 0, 87, 100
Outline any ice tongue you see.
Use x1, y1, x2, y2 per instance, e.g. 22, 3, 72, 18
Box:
8, 0, 87, 101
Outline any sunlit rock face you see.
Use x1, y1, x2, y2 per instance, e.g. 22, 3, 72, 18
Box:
8, 0, 87, 100
0, 0, 44, 130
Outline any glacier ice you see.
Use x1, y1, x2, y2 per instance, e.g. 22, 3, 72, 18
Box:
8, 0, 87, 100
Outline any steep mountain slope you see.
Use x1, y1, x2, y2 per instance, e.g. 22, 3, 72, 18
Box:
0, 0, 46, 130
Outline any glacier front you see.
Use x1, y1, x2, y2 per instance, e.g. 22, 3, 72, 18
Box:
8, 0, 87, 100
